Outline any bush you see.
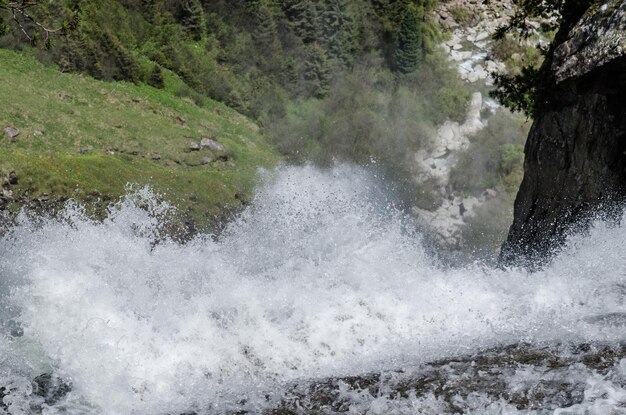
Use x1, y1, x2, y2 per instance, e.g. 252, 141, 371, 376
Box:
450, 109, 529, 196
448, 5, 477, 26
148, 64, 165, 89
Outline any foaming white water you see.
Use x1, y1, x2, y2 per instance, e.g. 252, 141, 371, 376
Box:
0, 164, 626, 413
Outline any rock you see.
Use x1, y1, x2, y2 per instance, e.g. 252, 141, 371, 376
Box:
483, 188, 498, 199
3, 127, 19, 139
189, 141, 201, 151
2, 188, 13, 200
201, 156, 213, 165
79, 145, 94, 154
270, 343, 626, 414
501, 0, 626, 267
6, 319, 23, 337
200, 137, 225, 152
450, 50, 473, 62
552, 0, 626, 83
32, 373, 72, 406
150, 153, 162, 161
474, 31, 489, 42
460, 92, 484, 135
32, 130, 44, 137
7, 171, 17, 185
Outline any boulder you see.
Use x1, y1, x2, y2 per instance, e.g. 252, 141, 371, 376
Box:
501, 0, 626, 267
460, 92, 484, 135
78, 145, 94, 154
3, 127, 19, 139
200, 137, 225, 152
32, 373, 72, 406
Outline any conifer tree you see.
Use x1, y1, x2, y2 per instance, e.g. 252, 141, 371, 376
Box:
282, 0, 319, 44
255, 4, 284, 72
148, 63, 165, 88
178, 0, 205, 41
320, 0, 356, 67
394, 3, 422, 74
304, 42, 331, 98
255, 5, 280, 51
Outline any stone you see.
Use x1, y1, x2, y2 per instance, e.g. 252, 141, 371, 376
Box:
501, 0, 626, 267
460, 92, 484, 135
7, 171, 17, 185
32, 373, 72, 406
2, 188, 13, 200
484, 188, 498, 199
189, 141, 201, 151
32, 130, 44, 137
474, 31, 489, 42
200, 137, 225, 152
3, 127, 19, 139
201, 156, 213, 165
78, 145, 94, 154
150, 153, 162, 161
552, 0, 626, 83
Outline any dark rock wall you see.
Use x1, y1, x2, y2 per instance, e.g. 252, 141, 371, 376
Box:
500, 1, 626, 267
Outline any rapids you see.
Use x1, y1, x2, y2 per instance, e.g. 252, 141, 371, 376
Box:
1, 164, 626, 414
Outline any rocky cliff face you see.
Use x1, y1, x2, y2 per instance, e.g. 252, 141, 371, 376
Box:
501, 0, 626, 266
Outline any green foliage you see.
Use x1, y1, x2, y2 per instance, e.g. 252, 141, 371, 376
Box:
491, 0, 597, 115
0, 0, 473, 192
148, 63, 165, 88
450, 110, 529, 196
0, 49, 279, 231
491, 67, 541, 117
392, 0, 439, 73
448, 5, 476, 26
270, 50, 470, 181
303, 42, 331, 98
176, 0, 205, 40
394, 3, 422, 73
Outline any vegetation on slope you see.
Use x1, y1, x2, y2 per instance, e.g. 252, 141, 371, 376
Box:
0, 0, 470, 175
0, 49, 279, 235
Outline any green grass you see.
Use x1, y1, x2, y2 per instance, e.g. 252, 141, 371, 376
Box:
0, 49, 280, 232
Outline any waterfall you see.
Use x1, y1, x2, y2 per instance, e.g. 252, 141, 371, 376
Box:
1, 164, 625, 414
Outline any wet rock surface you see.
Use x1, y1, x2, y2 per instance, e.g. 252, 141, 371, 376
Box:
502, 0, 626, 267
264, 342, 626, 415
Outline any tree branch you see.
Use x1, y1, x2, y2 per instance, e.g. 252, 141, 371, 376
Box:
1, 1, 62, 45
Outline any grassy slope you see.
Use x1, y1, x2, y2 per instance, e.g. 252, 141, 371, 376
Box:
0, 49, 279, 232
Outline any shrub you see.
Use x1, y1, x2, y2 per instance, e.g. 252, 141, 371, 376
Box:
450, 110, 529, 196
148, 64, 165, 88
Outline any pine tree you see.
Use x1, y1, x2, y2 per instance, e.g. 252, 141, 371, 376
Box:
178, 0, 205, 41
304, 42, 331, 98
148, 63, 165, 88
255, 4, 284, 72
255, 5, 280, 51
394, 3, 422, 74
321, 0, 356, 67
282, 0, 319, 44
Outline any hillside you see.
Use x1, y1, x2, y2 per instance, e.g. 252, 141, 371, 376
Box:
0, 49, 279, 235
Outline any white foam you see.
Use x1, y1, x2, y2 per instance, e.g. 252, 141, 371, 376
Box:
1, 164, 626, 413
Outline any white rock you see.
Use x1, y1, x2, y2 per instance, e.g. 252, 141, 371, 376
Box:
474, 31, 490, 42
460, 92, 484, 135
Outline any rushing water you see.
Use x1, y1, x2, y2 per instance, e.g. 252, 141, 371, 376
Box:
1, 164, 626, 414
